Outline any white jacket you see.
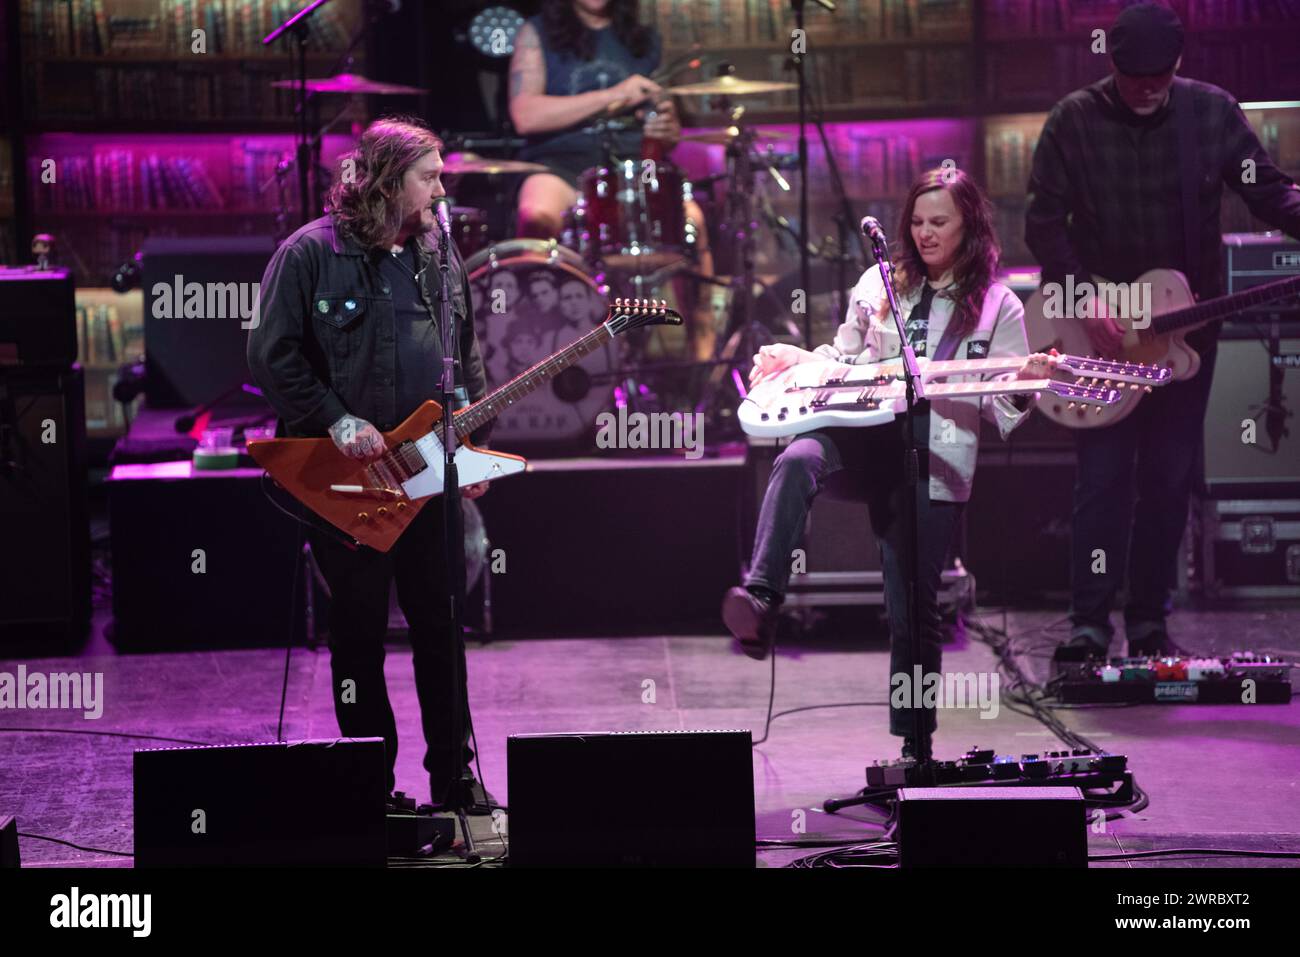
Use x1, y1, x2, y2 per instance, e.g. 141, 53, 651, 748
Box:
812, 263, 1032, 503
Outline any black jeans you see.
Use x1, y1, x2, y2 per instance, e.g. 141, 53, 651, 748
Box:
1069, 344, 1218, 643
745, 424, 964, 737
309, 502, 474, 794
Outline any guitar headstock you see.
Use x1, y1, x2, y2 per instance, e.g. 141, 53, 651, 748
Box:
1055, 355, 1173, 389
1046, 380, 1124, 409
606, 298, 683, 335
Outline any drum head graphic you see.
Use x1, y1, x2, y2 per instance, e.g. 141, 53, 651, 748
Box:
467, 241, 613, 447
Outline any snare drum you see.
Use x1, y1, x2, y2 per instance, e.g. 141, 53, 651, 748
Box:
465, 239, 614, 447
576, 159, 693, 272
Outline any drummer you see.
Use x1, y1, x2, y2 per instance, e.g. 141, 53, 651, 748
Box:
508, 0, 716, 360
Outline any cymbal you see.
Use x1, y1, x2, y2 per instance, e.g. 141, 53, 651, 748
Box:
270, 72, 427, 95
666, 76, 797, 97
681, 127, 793, 146
442, 152, 549, 176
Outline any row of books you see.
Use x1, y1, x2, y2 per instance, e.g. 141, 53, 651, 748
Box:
31, 152, 224, 211
985, 0, 1300, 36
76, 302, 138, 366
154, 0, 350, 55
22, 0, 353, 57
700, 46, 973, 111
983, 126, 1042, 197
649, 0, 970, 48
24, 140, 311, 214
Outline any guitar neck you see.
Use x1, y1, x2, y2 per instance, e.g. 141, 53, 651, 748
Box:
918, 378, 1049, 399
453, 323, 614, 437
836, 356, 1021, 384
1154, 274, 1300, 335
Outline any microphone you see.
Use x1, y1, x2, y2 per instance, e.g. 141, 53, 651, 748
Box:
432, 197, 454, 242
860, 215, 887, 249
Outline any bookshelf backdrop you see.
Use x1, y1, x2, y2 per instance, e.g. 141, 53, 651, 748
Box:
2, 0, 1298, 437
4, 0, 366, 437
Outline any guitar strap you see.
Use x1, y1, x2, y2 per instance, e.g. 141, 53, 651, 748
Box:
1173, 78, 1201, 292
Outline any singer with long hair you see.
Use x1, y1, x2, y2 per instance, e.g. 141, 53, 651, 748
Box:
247, 116, 494, 812
722, 167, 1048, 759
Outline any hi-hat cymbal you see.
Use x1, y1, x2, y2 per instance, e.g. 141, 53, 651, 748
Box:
270, 72, 428, 95
442, 152, 549, 176
681, 127, 793, 146
666, 76, 797, 97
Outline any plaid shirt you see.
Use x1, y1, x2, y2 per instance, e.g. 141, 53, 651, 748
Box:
1025, 75, 1300, 350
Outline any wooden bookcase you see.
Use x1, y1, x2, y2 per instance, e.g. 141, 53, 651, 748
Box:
656, 0, 1300, 273
4, 0, 367, 438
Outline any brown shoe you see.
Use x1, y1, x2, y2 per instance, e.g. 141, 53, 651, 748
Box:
722, 586, 778, 661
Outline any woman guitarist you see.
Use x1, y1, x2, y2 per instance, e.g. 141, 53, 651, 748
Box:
722, 167, 1051, 760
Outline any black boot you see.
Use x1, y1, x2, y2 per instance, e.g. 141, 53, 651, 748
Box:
721, 586, 780, 661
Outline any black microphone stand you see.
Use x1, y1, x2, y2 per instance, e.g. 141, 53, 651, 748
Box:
790, 0, 812, 350
872, 231, 933, 770
434, 207, 480, 863
263, 0, 332, 226
824, 222, 937, 817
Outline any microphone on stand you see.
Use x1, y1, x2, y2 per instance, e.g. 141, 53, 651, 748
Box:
432, 196, 454, 247
860, 215, 888, 252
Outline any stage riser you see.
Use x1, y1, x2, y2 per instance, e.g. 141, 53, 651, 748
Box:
475, 460, 745, 633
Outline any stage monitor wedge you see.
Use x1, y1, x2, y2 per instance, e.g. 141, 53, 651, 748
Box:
507, 730, 756, 867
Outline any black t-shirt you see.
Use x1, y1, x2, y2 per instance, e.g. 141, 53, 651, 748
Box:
379, 240, 466, 423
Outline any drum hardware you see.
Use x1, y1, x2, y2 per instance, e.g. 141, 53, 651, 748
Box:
269, 72, 429, 95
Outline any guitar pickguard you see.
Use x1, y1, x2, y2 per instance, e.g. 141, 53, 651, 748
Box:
401, 431, 528, 501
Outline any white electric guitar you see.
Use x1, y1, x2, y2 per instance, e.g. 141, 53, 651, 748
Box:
738, 354, 1172, 439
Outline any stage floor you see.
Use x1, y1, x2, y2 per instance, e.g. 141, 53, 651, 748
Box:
3, 606, 1298, 868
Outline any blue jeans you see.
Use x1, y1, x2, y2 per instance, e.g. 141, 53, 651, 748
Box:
745, 424, 963, 737
1069, 344, 1218, 643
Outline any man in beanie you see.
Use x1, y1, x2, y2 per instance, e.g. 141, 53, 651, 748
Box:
1025, 3, 1300, 659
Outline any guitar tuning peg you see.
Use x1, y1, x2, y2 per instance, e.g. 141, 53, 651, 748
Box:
1067, 402, 1077, 411
1143, 386, 1152, 393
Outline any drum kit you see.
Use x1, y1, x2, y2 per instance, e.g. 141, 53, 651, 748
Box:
271, 68, 825, 450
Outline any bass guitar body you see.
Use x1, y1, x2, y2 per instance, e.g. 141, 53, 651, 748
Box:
1023, 268, 1201, 428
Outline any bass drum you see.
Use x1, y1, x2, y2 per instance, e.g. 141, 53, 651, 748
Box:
465, 239, 614, 449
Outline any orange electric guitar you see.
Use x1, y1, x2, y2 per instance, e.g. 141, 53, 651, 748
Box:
248, 298, 682, 552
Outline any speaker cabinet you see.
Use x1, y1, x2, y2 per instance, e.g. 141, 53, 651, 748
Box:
897, 786, 1087, 867
0, 366, 89, 640
141, 236, 276, 408
507, 730, 755, 867
133, 738, 387, 867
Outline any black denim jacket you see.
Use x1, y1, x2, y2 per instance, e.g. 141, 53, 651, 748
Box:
246, 214, 491, 444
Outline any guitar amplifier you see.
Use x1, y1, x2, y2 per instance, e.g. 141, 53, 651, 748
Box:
0, 267, 77, 368
141, 236, 276, 408
1211, 232, 1300, 486
1223, 231, 1300, 294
